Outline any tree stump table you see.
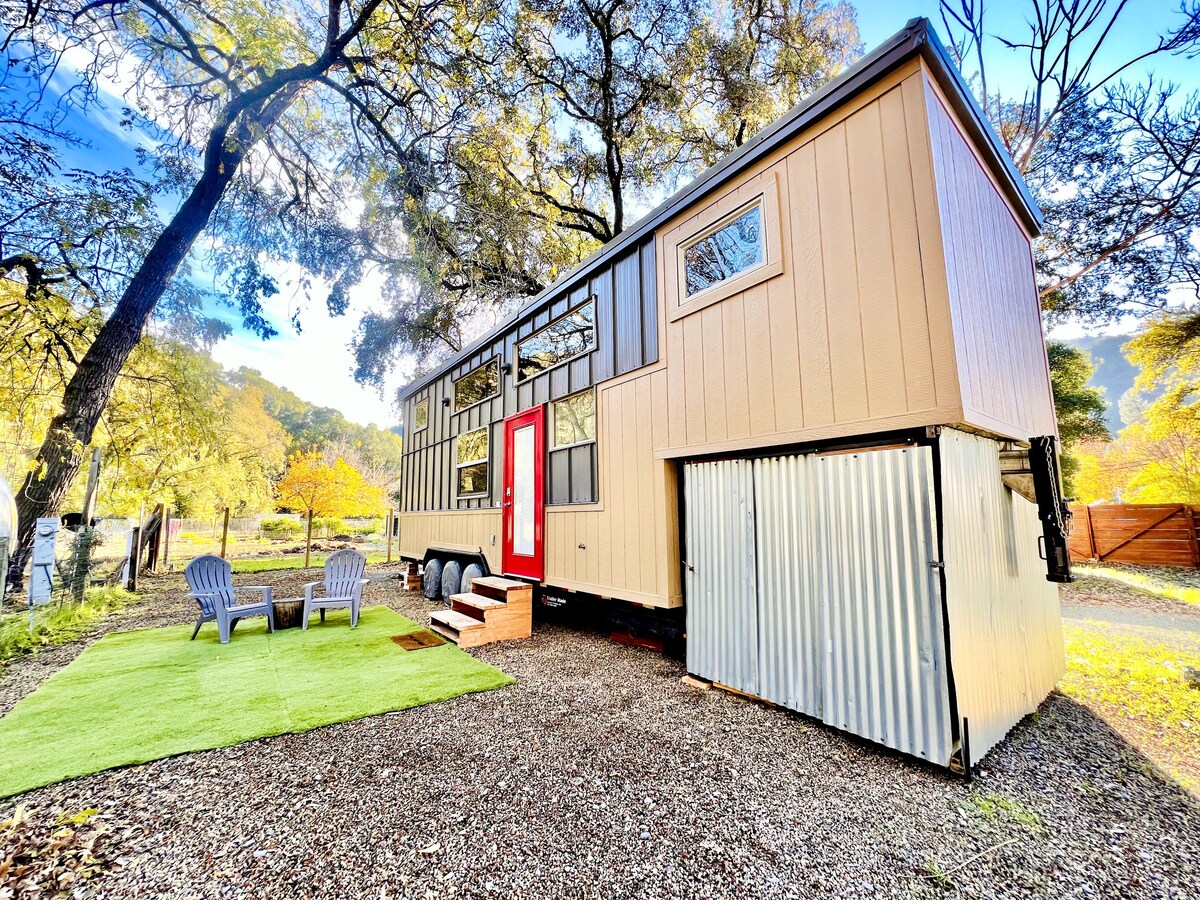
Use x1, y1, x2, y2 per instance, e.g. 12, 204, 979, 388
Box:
273, 598, 305, 630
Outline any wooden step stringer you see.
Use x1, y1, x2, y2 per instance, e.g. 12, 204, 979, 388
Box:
429, 576, 533, 648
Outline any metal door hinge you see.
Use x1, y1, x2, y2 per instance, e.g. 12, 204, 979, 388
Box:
928, 560, 945, 569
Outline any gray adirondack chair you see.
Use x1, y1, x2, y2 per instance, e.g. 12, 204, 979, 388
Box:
184, 554, 275, 643
302, 549, 368, 629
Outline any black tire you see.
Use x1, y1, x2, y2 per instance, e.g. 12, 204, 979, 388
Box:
461, 562, 484, 595
422, 558, 443, 600
440, 559, 463, 606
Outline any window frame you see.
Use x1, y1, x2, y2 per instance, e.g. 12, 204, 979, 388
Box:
551, 388, 597, 451
680, 200, 766, 300
668, 171, 784, 322
452, 357, 500, 413
515, 299, 597, 384
455, 426, 490, 499
413, 397, 429, 432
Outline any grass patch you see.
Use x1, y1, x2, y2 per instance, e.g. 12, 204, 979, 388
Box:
920, 860, 957, 891
0, 607, 512, 798
1061, 621, 1200, 792
230, 553, 388, 574
968, 791, 1042, 830
1077, 565, 1200, 607
0, 588, 139, 671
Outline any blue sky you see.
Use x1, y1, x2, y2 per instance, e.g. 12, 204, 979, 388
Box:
34, 2, 1199, 426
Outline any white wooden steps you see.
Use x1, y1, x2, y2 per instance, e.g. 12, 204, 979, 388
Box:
429, 575, 533, 648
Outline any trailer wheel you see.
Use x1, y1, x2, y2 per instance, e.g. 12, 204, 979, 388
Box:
440, 559, 463, 606
422, 558, 443, 600
461, 562, 484, 594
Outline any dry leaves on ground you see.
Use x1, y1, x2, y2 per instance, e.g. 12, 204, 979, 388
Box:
0, 804, 110, 899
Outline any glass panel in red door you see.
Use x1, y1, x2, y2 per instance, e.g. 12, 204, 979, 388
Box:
502, 406, 544, 579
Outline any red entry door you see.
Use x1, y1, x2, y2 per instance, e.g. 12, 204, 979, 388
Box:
502, 406, 545, 580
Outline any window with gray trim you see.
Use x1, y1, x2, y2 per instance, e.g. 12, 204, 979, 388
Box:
456, 427, 489, 496
454, 358, 499, 412
553, 389, 596, 448
517, 301, 595, 381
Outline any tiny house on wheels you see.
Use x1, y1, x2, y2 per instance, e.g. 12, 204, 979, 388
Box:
395, 19, 1073, 772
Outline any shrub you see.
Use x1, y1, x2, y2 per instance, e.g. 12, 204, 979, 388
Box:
312, 517, 347, 538
0, 587, 139, 671
260, 517, 303, 538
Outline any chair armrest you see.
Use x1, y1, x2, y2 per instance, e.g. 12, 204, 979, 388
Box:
303, 581, 321, 601
358, 579, 370, 586
232, 585, 271, 604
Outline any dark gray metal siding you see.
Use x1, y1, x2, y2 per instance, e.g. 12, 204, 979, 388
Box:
399, 237, 657, 513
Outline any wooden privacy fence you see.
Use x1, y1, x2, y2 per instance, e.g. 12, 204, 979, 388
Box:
1068, 504, 1200, 568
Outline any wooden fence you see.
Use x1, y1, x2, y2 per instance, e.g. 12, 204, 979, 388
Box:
1068, 504, 1200, 568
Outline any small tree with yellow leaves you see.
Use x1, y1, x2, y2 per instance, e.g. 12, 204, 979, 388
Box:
277, 451, 385, 566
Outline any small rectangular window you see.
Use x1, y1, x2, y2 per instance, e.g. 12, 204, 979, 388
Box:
456, 426, 489, 496
683, 203, 763, 297
453, 358, 499, 412
553, 389, 596, 448
414, 398, 428, 431
517, 300, 595, 382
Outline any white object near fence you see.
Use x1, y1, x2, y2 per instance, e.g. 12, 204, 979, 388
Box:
29, 517, 59, 606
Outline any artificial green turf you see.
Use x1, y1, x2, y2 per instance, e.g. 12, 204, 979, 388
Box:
0, 607, 513, 798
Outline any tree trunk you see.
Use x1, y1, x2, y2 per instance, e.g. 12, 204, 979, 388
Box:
7, 92, 297, 587
305, 511, 314, 568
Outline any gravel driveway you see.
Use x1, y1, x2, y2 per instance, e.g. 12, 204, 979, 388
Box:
3, 569, 1198, 898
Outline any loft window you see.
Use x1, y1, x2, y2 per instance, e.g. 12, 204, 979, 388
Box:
682, 203, 764, 297
456, 427, 489, 497
453, 358, 499, 412
516, 300, 595, 382
553, 389, 596, 448
414, 398, 428, 431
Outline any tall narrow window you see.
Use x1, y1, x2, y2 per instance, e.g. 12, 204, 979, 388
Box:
517, 300, 595, 381
553, 389, 596, 448
682, 203, 764, 297
456, 427, 489, 497
414, 398, 428, 431
453, 358, 500, 412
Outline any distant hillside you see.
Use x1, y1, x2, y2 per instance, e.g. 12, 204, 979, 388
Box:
1064, 334, 1140, 432
226, 367, 404, 473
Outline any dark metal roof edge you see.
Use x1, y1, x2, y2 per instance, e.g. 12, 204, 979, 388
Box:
918, 22, 1044, 236
398, 17, 1041, 401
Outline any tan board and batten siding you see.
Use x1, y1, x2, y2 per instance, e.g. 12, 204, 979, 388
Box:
655, 57, 1053, 461
399, 54, 1056, 609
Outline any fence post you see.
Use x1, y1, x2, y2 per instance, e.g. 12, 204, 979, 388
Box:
128, 526, 140, 592
1186, 505, 1199, 568
386, 507, 394, 563
162, 504, 171, 570
220, 507, 231, 559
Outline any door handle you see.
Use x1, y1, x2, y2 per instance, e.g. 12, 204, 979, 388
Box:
503, 501, 512, 508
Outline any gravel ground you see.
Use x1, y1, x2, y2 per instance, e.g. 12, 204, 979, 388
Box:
1062, 566, 1200, 620
2, 568, 1199, 899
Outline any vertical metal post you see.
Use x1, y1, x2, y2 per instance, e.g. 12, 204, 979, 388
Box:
220, 507, 231, 559
386, 507, 394, 563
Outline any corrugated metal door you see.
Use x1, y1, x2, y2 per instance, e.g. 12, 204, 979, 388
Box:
808, 448, 952, 764
684, 459, 759, 696
684, 447, 954, 765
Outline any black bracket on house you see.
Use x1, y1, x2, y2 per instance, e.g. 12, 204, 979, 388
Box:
1029, 435, 1075, 584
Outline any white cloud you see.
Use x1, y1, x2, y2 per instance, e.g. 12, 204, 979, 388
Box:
210, 274, 407, 429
